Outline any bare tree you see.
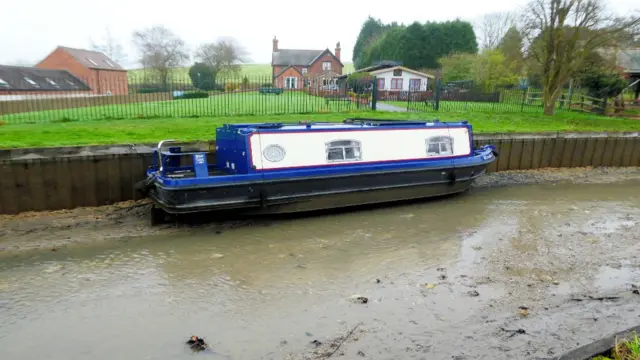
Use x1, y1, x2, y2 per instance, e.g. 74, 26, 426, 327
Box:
476, 12, 516, 50
91, 27, 127, 65
132, 25, 189, 88
194, 37, 250, 78
521, 0, 640, 115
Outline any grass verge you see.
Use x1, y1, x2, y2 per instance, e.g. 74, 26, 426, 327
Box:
1, 111, 639, 149
592, 332, 640, 360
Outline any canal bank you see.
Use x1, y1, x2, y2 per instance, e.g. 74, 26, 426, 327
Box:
1, 174, 639, 360
0, 132, 639, 215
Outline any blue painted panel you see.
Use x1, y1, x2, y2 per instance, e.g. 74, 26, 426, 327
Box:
193, 153, 209, 178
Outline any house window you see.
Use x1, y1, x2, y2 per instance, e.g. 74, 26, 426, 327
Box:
45, 78, 60, 88
409, 78, 421, 91
65, 79, 77, 88
285, 77, 297, 89
322, 79, 336, 86
322, 61, 331, 71
425, 136, 454, 157
0, 78, 8, 88
24, 77, 40, 88
104, 59, 116, 68
301, 68, 308, 75
326, 140, 362, 162
86, 57, 98, 66
377, 78, 385, 90
393, 69, 402, 76
390, 78, 403, 90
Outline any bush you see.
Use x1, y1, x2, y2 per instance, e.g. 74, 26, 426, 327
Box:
347, 72, 373, 94
225, 83, 239, 92
189, 62, 218, 91
174, 91, 209, 100
137, 87, 166, 94
261, 82, 273, 88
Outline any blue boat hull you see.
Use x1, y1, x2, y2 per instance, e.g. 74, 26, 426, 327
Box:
146, 155, 494, 216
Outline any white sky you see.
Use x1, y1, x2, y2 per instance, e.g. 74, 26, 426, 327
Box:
1, 0, 636, 68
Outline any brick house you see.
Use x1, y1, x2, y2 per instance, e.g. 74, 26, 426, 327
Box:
35, 46, 128, 95
0, 64, 90, 99
271, 37, 343, 90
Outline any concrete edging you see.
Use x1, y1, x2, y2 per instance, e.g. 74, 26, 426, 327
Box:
553, 324, 640, 360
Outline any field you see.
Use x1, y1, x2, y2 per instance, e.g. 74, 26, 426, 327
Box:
0, 92, 370, 124
2, 111, 640, 148
127, 63, 357, 82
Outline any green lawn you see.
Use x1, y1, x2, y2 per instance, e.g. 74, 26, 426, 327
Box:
127, 63, 357, 83
2, 111, 639, 148
1, 92, 368, 124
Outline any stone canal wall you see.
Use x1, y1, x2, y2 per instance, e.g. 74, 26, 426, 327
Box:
0, 132, 639, 214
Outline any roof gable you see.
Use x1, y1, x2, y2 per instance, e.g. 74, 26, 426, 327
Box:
58, 46, 125, 71
0, 65, 91, 91
274, 65, 304, 78
309, 49, 344, 68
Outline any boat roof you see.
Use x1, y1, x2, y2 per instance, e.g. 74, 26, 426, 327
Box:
221, 118, 470, 133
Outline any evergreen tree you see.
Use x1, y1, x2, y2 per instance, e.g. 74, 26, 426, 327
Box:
352, 17, 386, 69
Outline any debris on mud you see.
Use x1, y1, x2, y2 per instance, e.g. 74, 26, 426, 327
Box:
288, 324, 364, 360
570, 296, 622, 302
467, 290, 480, 297
501, 328, 527, 339
349, 295, 368, 304
518, 305, 529, 317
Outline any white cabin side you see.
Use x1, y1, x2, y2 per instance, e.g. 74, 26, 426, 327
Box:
249, 127, 471, 170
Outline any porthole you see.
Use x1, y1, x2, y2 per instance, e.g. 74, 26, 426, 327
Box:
263, 144, 286, 162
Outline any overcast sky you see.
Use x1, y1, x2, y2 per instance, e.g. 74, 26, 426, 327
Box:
1, 0, 637, 68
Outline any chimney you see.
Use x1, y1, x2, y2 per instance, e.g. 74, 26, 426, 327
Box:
273, 36, 279, 52
335, 41, 341, 60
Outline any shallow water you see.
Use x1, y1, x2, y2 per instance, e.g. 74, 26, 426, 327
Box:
1, 181, 640, 360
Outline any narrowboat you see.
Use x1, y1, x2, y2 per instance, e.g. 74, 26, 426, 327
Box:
137, 118, 498, 223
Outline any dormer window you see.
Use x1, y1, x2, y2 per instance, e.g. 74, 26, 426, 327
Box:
24, 77, 40, 88
45, 78, 60, 88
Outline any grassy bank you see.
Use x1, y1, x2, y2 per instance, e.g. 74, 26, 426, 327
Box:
2, 111, 639, 148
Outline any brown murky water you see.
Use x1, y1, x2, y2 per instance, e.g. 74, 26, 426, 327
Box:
1, 181, 640, 360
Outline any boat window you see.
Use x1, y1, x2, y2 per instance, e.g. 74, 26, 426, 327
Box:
425, 136, 454, 156
326, 140, 362, 162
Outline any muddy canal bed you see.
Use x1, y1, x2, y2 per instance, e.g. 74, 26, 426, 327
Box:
1, 167, 640, 360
